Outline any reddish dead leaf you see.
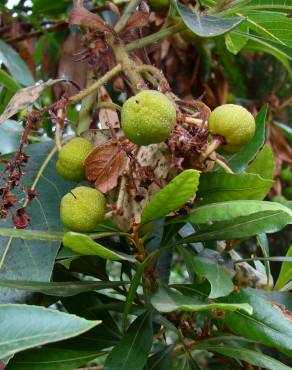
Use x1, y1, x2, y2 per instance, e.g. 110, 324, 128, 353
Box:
98, 86, 120, 129
68, 6, 113, 33
123, 11, 149, 31
85, 139, 133, 193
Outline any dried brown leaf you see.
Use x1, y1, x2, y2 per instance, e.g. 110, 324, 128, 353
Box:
124, 11, 149, 31
0, 79, 63, 123
85, 139, 129, 193
98, 86, 120, 129
68, 6, 112, 33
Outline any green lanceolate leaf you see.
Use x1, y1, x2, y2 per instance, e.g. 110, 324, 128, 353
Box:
225, 22, 249, 54
176, 210, 292, 243
177, 2, 244, 37
223, 288, 292, 355
6, 348, 102, 370
197, 172, 273, 204
247, 144, 274, 180
178, 248, 234, 298
227, 106, 267, 172
141, 169, 200, 224
62, 232, 136, 262
173, 200, 292, 225
0, 279, 129, 297
104, 311, 153, 370
195, 345, 291, 370
151, 285, 252, 314
273, 121, 292, 140
0, 69, 21, 93
0, 142, 75, 303
0, 304, 100, 359
0, 120, 23, 155
0, 40, 34, 87
274, 246, 292, 290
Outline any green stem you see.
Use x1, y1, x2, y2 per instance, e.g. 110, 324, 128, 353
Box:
126, 22, 186, 52
114, 0, 141, 32
95, 101, 121, 111
105, 32, 147, 93
69, 64, 122, 105
0, 228, 64, 241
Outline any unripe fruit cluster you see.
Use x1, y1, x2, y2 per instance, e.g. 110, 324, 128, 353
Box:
208, 104, 255, 153
60, 186, 106, 232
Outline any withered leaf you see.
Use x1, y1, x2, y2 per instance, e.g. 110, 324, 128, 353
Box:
0, 79, 63, 123
68, 6, 113, 33
85, 139, 130, 193
123, 11, 149, 32
98, 86, 120, 129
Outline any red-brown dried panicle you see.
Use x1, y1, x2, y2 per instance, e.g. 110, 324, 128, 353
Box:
85, 138, 136, 194
12, 208, 30, 229
68, 6, 113, 33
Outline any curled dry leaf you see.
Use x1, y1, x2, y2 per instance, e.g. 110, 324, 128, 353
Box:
123, 10, 149, 32
98, 86, 120, 129
85, 138, 136, 193
0, 79, 63, 123
68, 6, 113, 33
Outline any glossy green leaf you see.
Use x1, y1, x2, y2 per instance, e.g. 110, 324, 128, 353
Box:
146, 345, 174, 370
178, 248, 234, 298
177, 2, 244, 37
105, 311, 153, 370
0, 142, 75, 303
6, 348, 102, 370
0, 69, 21, 93
177, 210, 292, 243
141, 169, 200, 224
0, 40, 34, 86
197, 172, 273, 204
256, 233, 271, 288
195, 345, 291, 370
151, 285, 252, 314
0, 120, 23, 155
224, 288, 292, 355
0, 304, 100, 359
227, 106, 267, 172
274, 246, 292, 290
173, 200, 292, 225
0, 279, 129, 297
247, 144, 274, 180
225, 22, 249, 54
62, 232, 136, 262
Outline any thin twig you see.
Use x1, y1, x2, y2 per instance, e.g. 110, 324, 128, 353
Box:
184, 116, 203, 125
215, 157, 234, 173
69, 64, 122, 104
114, 0, 141, 32
55, 109, 63, 152
95, 101, 121, 111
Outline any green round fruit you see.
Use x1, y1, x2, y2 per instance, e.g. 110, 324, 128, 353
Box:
60, 186, 106, 232
208, 104, 255, 152
283, 187, 292, 200
148, 0, 169, 10
56, 137, 93, 181
121, 90, 176, 146
280, 167, 292, 182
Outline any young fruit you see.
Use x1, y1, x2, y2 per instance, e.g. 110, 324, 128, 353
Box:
208, 104, 255, 152
60, 186, 106, 232
280, 167, 292, 182
121, 90, 176, 146
56, 137, 93, 181
148, 0, 169, 11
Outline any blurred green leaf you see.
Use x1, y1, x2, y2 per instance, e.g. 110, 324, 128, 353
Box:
197, 172, 273, 204
0, 304, 100, 359
273, 121, 292, 140
62, 232, 136, 262
0, 279, 129, 297
224, 288, 292, 355
225, 22, 249, 54
178, 248, 234, 298
177, 210, 292, 243
247, 144, 274, 179
151, 285, 252, 314
0, 69, 21, 93
0, 120, 23, 155
177, 2, 244, 37
7, 348, 102, 370
0, 40, 34, 86
105, 311, 153, 370
227, 106, 267, 172
274, 246, 292, 290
